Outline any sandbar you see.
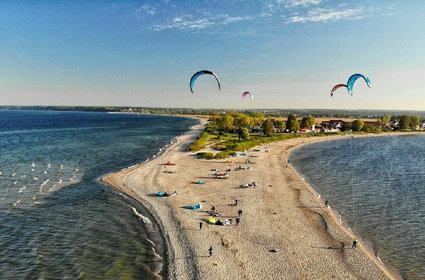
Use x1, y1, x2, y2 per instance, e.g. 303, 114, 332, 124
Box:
103, 120, 407, 280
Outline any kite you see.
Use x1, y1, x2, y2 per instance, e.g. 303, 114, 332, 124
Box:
189, 70, 221, 93
330, 84, 347, 97
242, 91, 254, 100
347, 74, 371, 95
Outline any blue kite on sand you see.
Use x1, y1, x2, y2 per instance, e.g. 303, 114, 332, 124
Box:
184, 203, 202, 210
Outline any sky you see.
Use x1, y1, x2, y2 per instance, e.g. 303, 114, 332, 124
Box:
1, 0, 425, 110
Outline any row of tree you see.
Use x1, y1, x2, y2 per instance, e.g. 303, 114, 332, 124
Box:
210, 112, 423, 139
211, 112, 316, 138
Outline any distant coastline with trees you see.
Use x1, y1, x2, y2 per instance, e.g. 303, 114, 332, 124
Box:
188, 112, 425, 159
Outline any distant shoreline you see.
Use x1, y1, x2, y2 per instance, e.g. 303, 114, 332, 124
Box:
101, 121, 419, 279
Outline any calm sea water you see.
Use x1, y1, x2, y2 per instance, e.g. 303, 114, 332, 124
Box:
290, 134, 425, 280
0, 110, 198, 279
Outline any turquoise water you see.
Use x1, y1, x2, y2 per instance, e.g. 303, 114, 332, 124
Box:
0, 110, 198, 279
290, 135, 425, 280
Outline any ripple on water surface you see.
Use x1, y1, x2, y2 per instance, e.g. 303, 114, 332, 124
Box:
290, 134, 425, 280
0, 110, 198, 279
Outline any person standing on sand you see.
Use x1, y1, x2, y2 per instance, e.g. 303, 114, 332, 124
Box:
352, 239, 357, 249
209, 246, 213, 257
340, 242, 345, 252
238, 209, 243, 217
199, 222, 203, 230
236, 217, 240, 226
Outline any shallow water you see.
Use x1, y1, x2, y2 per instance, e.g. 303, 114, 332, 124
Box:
0, 110, 198, 279
290, 134, 425, 280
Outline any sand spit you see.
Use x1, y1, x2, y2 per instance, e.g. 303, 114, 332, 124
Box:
103, 121, 409, 280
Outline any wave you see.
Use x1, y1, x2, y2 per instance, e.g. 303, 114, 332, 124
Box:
129, 205, 154, 233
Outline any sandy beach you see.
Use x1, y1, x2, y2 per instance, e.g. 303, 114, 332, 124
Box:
103, 120, 404, 280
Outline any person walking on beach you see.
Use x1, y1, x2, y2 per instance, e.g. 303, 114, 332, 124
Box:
236, 217, 240, 226
352, 239, 357, 249
340, 242, 345, 252
209, 246, 213, 257
199, 222, 203, 230
238, 209, 243, 217
235, 199, 238, 206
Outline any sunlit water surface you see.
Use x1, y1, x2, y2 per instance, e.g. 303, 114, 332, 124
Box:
290, 135, 425, 280
0, 110, 197, 279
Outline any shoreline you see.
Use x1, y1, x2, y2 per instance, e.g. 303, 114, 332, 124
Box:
102, 123, 418, 279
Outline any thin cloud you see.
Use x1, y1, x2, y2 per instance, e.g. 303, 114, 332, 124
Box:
152, 14, 254, 31
286, 0, 323, 7
263, 0, 322, 11
135, 4, 157, 19
285, 7, 365, 23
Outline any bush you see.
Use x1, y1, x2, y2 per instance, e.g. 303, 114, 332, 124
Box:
214, 151, 232, 159
196, 152, 214, 159
187, 132, 210, 152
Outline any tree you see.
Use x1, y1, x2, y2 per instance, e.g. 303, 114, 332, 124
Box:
410, 116, 420, 130
241, 127, 250, 140
233, 113, 252, 130
216, 114, 234, 132
351, 120, 364, 131
287, 114, 297, 123
399, 115, 411, 130
362, 123, 382, 133
251, 113, 265, 126
287, 120, 300, 133
300, 115, 315, 128
286, 114, 300, 132
262, 118, 273, 136
380, 115, 391, 124
274, 120, 286, 132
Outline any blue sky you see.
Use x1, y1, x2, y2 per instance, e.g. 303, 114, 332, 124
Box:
1, 0, 425, 110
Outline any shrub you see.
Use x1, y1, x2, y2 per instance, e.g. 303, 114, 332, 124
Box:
196, 152, 214, 159
214, 151, 232, 159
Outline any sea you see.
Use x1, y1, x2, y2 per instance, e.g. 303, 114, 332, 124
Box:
290, 134, 425, 280
0, 110, 198, 280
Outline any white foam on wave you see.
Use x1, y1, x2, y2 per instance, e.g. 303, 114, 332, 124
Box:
12, 199, 21, 208
40, 179, 50, 188
129, 206, 154, 232
18, 186, 26, 193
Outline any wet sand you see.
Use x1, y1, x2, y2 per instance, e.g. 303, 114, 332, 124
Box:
103, 120, 405, 280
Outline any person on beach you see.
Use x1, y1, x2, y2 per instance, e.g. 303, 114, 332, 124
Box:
199, 222, 203, 230
209, 246, 213, 257
340, 242, 345, 251
238, 209, 243, 217
211, 206, 216, 211
325, 200, 329, 207
235, 199, 238, 206
236, 217, 240, 226
352, 239, 357, 249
